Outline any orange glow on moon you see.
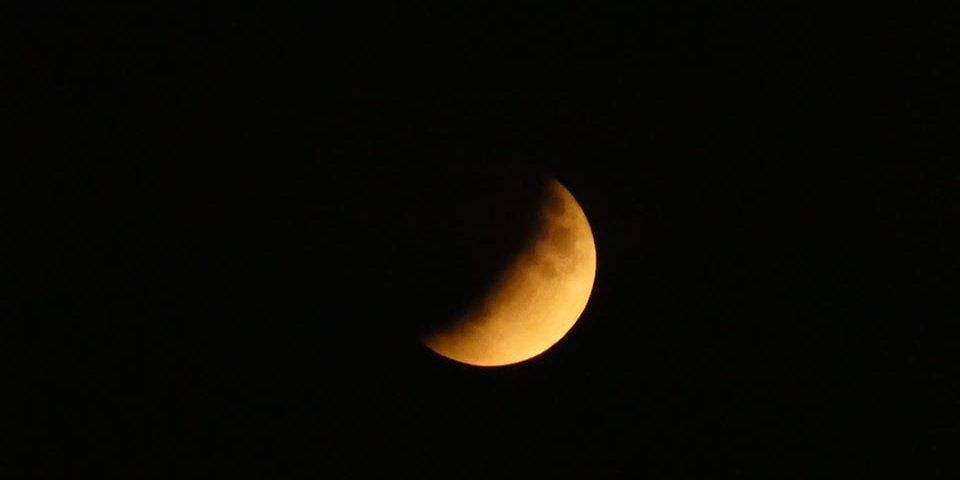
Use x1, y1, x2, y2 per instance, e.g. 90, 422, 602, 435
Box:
421, 178, 597, 367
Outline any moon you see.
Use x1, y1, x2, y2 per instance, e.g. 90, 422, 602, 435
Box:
421, 177, 597, 367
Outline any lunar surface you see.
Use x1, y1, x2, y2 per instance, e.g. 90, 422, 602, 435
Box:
421, 177, 597, 366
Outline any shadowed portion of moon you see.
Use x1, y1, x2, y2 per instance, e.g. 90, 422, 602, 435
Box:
403, 165, 550, 333
419, 174, 597, 367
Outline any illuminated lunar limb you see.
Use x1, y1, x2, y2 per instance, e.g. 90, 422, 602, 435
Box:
422, 178, 597, 367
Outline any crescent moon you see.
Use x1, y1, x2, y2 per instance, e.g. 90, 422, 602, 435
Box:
421, 178, 597, 367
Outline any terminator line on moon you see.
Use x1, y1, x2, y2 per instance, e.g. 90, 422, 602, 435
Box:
421, 178, 597, 367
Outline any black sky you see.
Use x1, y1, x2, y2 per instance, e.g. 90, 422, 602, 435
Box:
11, 2, 960, 478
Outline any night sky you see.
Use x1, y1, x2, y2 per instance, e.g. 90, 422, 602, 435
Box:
13, 2, 960, 478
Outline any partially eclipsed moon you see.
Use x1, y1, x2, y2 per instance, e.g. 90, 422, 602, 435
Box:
422, 178, 597, 367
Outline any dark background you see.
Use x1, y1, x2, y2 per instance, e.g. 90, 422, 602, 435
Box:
10, 2, 960, 478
